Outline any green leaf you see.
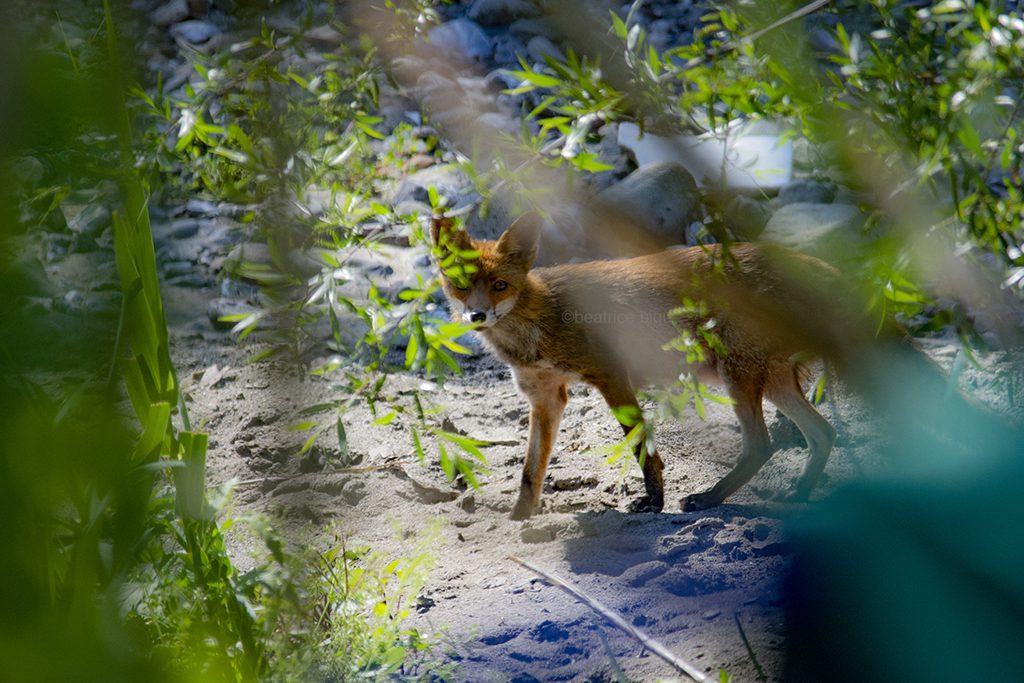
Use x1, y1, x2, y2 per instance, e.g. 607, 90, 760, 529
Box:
337, 418, 349, 461
374, 410, 399, 426
506, 69, 563, 89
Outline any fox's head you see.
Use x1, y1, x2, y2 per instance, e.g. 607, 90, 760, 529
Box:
430, 213, 542, 329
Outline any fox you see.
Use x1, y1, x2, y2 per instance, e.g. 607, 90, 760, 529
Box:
431, 212, 842, 520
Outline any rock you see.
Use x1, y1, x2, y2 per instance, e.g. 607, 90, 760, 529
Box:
578, 123, 632, 194
760, 202, 866, 261
492, 33, 528, 66
509, 18, 563, 43
162, 260, 194, 278
64, 203, 111, 238
185, 198, 218, 216
476, 111, 520, 136
9, 156, 45, 185
595, 161, 701, 247
526, 35, 565, 63
426, 18, 492, 63
725, 195, 773, 240
305, 24, 344, 47
393, 199, 432, 218
778, 179, 836, 206
791, 137, 838, 173
170, 19, 221, 44
468, 0, 539, 26
465, 195, 517, 241
149, 0, 189, 26
170, 217, 201, 239
391, 164, 477, 211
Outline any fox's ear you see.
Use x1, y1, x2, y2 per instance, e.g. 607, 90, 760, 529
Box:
430, 215, 471, 256
496, 212, 542, 266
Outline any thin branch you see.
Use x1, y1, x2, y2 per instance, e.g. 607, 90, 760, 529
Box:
733, 611, 768, 683
508, 555, 708, 682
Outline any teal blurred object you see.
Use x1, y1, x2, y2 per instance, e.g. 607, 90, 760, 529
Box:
784, 350, 1024, 681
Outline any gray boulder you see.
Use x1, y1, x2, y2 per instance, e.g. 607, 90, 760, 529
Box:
725, 195, 773, 241
595, 161, 701, 248
778, 179, 836, 206
760, 202, 866, 261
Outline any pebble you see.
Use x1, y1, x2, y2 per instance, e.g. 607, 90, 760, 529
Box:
185, 199, 219, 216
426, 18, 492, 63
468, 0, 539, 26
170, 218, 201, 239
526, 35, 565, 64
170, 19, 221, 44
149, 0, 190, 26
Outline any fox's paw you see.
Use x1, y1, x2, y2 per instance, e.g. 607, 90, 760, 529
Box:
627, 494, 664, 514
509, 498, 536, 521
682, 492, 718, 512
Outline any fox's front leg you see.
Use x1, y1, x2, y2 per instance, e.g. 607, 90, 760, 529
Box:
510, 376, 569, 520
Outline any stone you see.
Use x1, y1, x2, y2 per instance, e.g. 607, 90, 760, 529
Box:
595, 161, 701, 247
509, 18, 563, 43
760, 202, 866, 261
468, 0, 539, 26
149, 0, 189, 26
391, 164, 477, 211
476, 111, 520, 136
169, 217, 201, 239
426, 18, 492, 63
9, 156, 45, 185
170, 19, 221, 44
465, 195, 517, 241
526, 35, 564, 64
305, 24, 344, 47
778, 179, 837, 206
185, 198, 218, 216
64, 204, 111, 238
725, 195, 773, 241
492, 33, 528, 66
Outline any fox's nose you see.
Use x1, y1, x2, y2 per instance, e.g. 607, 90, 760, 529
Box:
468, 311, 487, 324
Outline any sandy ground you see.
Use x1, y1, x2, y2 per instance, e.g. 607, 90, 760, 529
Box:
162, 275, 921, 682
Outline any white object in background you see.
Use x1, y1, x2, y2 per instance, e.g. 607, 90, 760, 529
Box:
618, 121, 793, 191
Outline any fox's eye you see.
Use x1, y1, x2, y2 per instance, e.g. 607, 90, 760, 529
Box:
493, 280, 508, 292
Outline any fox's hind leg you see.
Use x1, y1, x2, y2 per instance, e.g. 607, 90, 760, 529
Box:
766, 368, 836, 502
595, 377, 665, 513
683, 372, 772, 511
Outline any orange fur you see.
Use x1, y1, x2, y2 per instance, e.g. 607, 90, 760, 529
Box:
432, 213, 838, 519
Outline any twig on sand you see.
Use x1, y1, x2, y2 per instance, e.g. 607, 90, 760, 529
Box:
508, 555, 708, 682
733, 611, 768, 683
